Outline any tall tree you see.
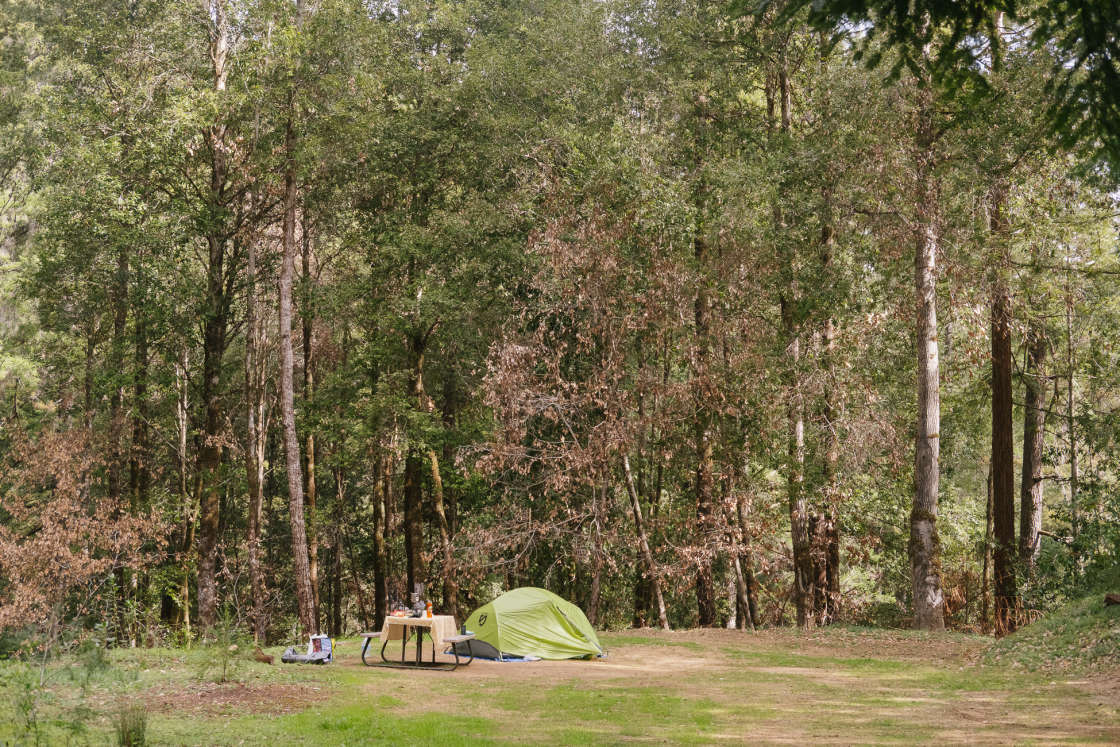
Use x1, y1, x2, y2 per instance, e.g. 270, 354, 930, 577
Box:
301, 214, 321, 624
909, 45, 947, 631
195, 0, 238, 631
1019, 304, 1047, 570
277, 0, 317, 637
988, 181, 1018, 634
245, 215, 271, 642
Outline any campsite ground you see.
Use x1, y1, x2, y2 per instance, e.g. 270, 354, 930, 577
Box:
5, 626, 1118, 744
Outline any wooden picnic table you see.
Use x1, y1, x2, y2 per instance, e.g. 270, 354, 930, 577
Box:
360, 614, 475, 670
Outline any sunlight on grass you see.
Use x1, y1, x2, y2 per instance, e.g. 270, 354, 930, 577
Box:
2, 628, 1116, 744
153, 705, 497, 746
599, 633, 705, 651
984, 595, 1120, 672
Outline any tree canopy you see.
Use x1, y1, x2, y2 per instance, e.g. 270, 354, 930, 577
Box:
0, 0, 1117, 648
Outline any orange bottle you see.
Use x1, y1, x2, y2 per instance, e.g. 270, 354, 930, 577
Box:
425, 601, 433, 618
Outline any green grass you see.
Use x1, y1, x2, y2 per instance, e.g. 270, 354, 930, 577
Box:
726, 647, 912, 674
599, 633, 704, 651
490, 683, 722, 733
1, 627, 1116, 744
984, 593, 1120, 671
153, 705, 499, 746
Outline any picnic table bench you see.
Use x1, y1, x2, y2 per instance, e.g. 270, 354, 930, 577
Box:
359, 617, 475, 671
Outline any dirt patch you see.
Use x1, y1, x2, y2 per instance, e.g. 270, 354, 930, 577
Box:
1080, 674, 1120, 707
341, 640, 719, 685
341, 641, 724, 722
139, 681, 332, 718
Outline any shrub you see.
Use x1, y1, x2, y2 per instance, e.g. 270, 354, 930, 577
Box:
115, 703, 147, 747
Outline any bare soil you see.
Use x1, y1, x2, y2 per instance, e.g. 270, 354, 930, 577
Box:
139, 680, 333, 718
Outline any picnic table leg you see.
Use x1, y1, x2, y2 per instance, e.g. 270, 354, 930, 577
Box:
369, 621, 459, 670
450, 639, 473, 670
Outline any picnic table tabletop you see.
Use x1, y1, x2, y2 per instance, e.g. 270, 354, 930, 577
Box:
379, 614, 458, 649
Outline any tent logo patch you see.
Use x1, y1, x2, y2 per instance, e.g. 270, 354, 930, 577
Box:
478, 614, 488, 626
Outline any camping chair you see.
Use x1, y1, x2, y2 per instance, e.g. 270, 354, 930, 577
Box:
281, 634, 333, 664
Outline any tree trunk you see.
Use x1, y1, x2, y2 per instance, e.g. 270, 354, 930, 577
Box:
279, 106, 317, 637
623, 454, 669, 630
196, 260, 229, 631
1019, 318, 1046, 571
196, 1, 232, 632
727, 488, 752, 631
402, 328, 431, 594
1065, 271, 1079, 551
372, 450, 389, 629
769, 60, 813, 629
989, 183, 1018, 636
428, 449, 458, 619
167, 352, 192, 630
245, 233, 269, 643
693, 235, 717, 627
587, 482, 606, 627
301, 216, 320, 628
129, 311, 150, 512
982, 461, 993, 630
689, 66, 720, 628
736, 481, 761, 629
266, 421, 279, 585
108, 246, 128, 509
782, 297, 812, 628
440, 373, 461, 534
83, 331, 94, 430
129, 343, 150, 511
826, 511, 840, 623
331, 527, 343, 636
402, 450, 423, 593
108, 244, 129, 640
731, 556, 749, 630
588, 552, 602, 628
344, 520, 372, 631
909, 78, 946, 632
633, 377, 653, 628
819, 178, 841, 624
809, 512, 828, 625
331, 468, 345, 635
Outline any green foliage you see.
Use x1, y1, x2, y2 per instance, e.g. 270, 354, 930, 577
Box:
196, 612, 252, 684
984, 593, 1120, 672
115, 703, 148, 747
0, 631, 139, 746
788, 0, 1120, 176
0, 662, 43, 745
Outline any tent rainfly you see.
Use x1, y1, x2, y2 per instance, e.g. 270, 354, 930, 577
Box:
452, 587, 603, 661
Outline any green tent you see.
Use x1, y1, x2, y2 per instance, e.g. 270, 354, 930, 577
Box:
454, 587, 603, 660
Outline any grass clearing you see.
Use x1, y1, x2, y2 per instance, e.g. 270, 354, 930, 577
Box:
1, 627, 1116, 744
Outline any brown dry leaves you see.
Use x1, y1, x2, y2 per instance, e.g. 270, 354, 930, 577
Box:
0, 427, 163, 632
